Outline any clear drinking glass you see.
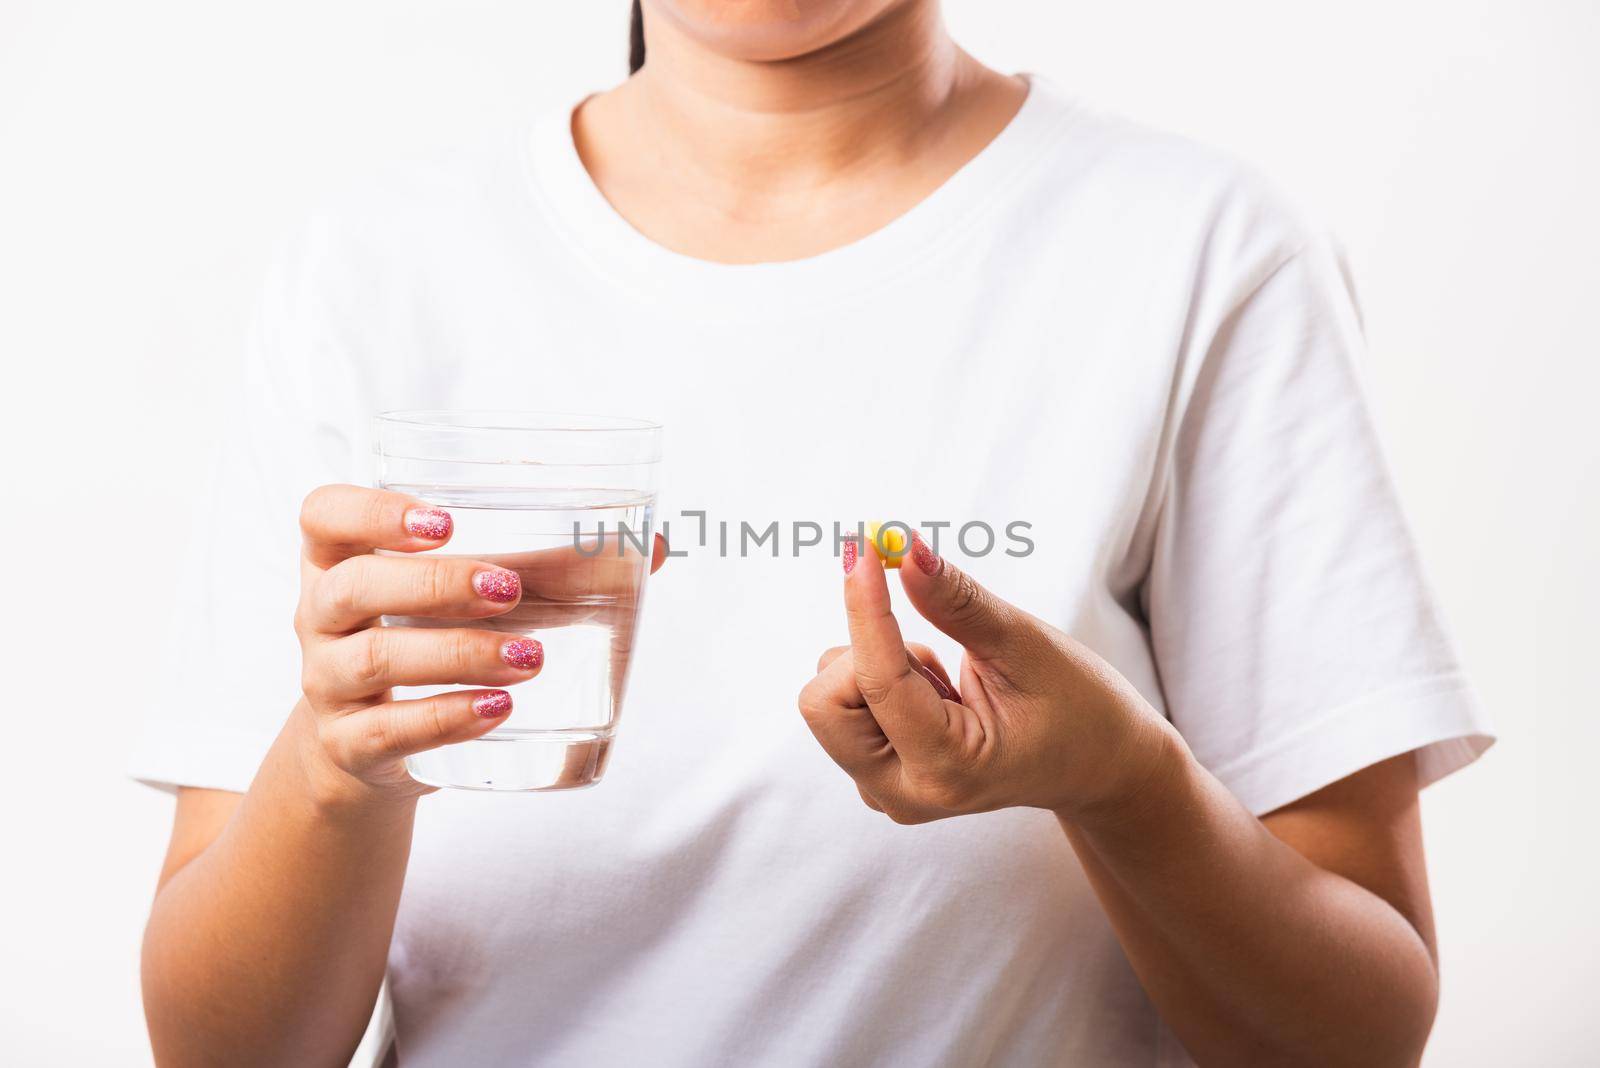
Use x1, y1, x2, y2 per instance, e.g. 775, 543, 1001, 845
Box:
374, 411, 663, 792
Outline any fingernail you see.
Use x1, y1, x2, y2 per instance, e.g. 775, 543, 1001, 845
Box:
913, 660, 958, 702
911, 532, 940, 576
842, 537, 859, 575
500, 637, 544, 671
473, 690, 512, 718
405, 508, 453, 540
473, 568, 521, 603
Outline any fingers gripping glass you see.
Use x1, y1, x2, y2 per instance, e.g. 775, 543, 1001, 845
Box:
374, 411, 663, 792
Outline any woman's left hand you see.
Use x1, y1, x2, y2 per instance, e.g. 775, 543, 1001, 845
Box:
803, 534, 1445, 1065
799, 532, 1181, 825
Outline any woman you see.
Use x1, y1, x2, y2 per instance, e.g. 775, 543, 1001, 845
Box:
134, 1, 1493, 1064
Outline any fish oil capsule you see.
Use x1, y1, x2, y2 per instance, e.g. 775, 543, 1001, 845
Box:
867, 521, 909, 569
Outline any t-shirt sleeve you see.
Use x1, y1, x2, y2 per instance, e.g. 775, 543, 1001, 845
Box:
126, 221, 364, 794
1142, 231, 1493, 816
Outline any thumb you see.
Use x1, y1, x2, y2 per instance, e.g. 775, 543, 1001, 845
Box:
897, 532, 1021, 660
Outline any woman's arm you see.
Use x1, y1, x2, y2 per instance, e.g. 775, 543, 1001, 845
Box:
1061, 750, 1436, 1066
143, 716, 418, 1067
798, 534, 1440, 1066
141, 486, 548, 1067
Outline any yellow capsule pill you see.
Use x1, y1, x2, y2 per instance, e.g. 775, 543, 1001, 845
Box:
867, 521, 908, 569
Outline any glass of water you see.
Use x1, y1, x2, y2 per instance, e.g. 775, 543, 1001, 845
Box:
374, 411, 663, 792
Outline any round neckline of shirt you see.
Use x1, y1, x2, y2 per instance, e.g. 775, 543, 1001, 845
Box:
517, 73, 1082, 322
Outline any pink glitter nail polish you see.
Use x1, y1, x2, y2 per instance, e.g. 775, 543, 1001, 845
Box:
473, 568, 521, 603
501, 638, 544, 671
405, 508, 453, 540
473, 690, 512, 718
842, 538, 859, 575
912, 659, 958, 702
910, 533, 940, 577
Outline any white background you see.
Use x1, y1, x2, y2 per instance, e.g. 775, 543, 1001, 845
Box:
2, 1, 1596, 1064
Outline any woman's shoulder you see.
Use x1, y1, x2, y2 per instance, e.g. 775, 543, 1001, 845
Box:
277, 124, 535, 272
252, 116, 561, 350
1025, 78, 1329, 272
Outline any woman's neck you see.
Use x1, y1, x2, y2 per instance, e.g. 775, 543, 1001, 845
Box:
623, 2, 962, 193
573, 2, 1026, 263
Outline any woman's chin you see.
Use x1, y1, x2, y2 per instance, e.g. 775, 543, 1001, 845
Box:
649, 0, 898, 63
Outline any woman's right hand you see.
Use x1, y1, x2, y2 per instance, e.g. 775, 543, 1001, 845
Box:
292, 484, 543, 803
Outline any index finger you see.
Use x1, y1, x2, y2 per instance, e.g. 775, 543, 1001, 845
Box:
300, 484, 454, 569
842, 534, 951, 763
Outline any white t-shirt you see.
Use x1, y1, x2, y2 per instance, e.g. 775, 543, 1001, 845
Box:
130, 76, 1493, 1066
